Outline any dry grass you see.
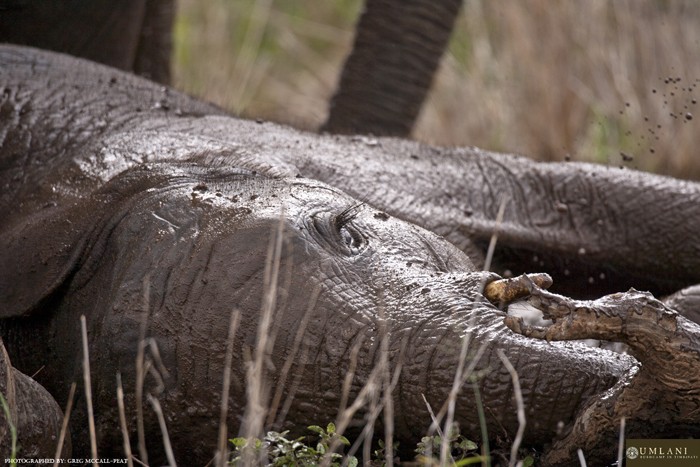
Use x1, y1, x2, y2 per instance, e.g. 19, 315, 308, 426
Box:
116, 374, 135, 467
52, 382, 76, 466
173, 0, 700, 179
173, 0, 359, 129
80, 315, 98, 467
496, 350, 525, 467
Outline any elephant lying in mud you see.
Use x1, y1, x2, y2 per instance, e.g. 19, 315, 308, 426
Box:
2, 46, 700, 466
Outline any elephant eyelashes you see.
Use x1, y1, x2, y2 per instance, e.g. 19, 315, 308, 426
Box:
333, 203, 367, 255
333, 202, 364, 228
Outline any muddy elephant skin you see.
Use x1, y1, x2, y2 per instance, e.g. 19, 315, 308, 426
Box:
2, 46, 699, 464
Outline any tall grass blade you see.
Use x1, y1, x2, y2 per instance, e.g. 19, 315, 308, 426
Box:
147, 394, 177, 466
80, 315, 99, 466
0, 390, 17, 466
496, 350, 526, 467
116, 373, 134, 467
215, 310, 242, 467
52, 382, 76, 466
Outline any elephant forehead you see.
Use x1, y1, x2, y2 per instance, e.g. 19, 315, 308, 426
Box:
102, 168, 353, 247
105, 165, 475, 286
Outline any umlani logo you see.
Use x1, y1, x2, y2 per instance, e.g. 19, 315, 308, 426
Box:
626, 440, 700, 466
639, 447, 688, 456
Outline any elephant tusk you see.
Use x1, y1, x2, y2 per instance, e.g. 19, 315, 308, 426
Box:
484, 273, 553, 305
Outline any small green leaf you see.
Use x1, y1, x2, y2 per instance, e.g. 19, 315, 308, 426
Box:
346, 456, 359, 467
522, 455, 535, 467
326, 422, 336, 434
308, 425, 323, 434
458, 439, 478, 451
230, 437, 247, 448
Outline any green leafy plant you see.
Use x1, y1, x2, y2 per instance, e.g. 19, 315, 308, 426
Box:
370, 438, 400, 466
415, 423, 484, 466
229, 423, 358, 466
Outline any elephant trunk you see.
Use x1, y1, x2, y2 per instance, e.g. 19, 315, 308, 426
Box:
388, 272, 634, 447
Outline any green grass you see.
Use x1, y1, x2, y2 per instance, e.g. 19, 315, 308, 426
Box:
0, 391, 18, 466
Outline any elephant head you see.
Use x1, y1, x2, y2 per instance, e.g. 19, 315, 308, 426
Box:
1, 153, 631, 462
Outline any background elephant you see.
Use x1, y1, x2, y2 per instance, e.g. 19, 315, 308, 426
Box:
5, 1, 699, 178
321, 0, 462, 136
2, 45, 700, 465
0, 0, 176, 84
0, 0, 459, 137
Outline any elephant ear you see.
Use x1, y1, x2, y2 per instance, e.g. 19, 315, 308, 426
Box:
0, 165, 154, 318
0, 161, 258, 319
0, 202, 96, 318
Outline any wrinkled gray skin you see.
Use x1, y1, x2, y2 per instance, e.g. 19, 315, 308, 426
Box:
322, 0, 462, 136
2, 46, 700, 464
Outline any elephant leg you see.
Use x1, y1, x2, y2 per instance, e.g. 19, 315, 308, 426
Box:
0, 0, 174, 84
133, 0, 176, 84
322, 0, 462, 136
505, 282, 700, 466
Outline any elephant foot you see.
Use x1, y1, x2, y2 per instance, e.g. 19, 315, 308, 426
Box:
502, 281, 700, 466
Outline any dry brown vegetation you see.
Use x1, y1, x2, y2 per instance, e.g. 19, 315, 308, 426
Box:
174, 0, 700, 179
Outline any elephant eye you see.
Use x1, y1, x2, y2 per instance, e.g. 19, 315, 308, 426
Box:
339, 224, 364, 252
333, 203, 366, 255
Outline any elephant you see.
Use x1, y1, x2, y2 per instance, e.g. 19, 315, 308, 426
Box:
0, 0, 175, 85
2, 45, 700, 465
